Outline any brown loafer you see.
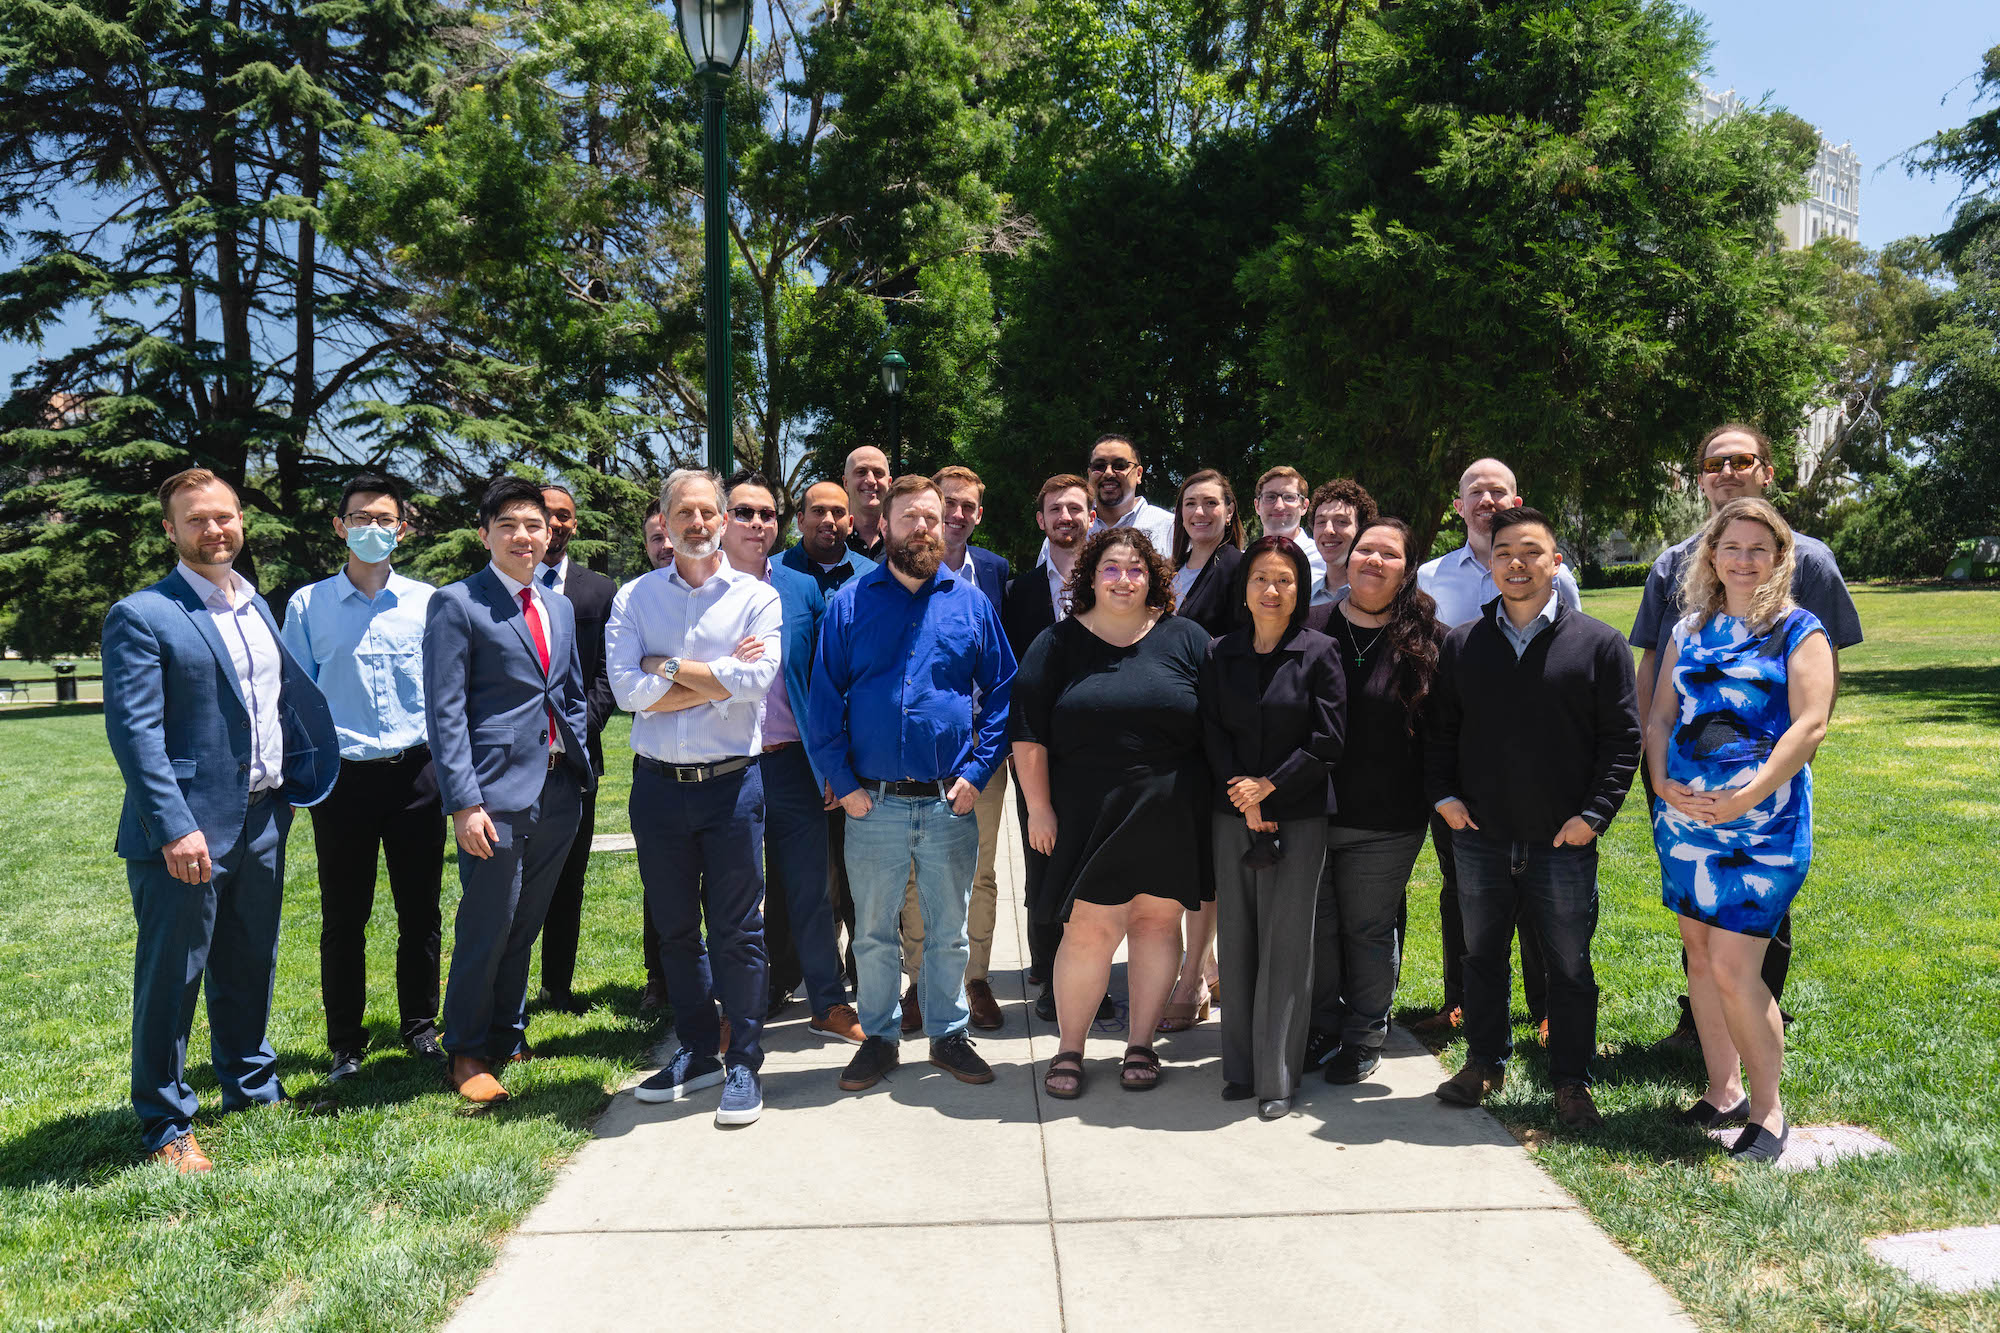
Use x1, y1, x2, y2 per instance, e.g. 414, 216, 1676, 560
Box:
448, 1056, 510, 1104
1411, 1005, 1463, 1035
900, 982, 923, 1035
151, 1133, 213, 1174
965, 978, 1003, 1031
1434, 1060, 1504, 1106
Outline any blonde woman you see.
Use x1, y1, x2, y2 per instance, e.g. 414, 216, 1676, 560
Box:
1647, 498, 1834, 1162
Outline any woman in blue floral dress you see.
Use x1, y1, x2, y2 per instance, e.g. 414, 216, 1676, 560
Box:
1646, 498, 1836, 1163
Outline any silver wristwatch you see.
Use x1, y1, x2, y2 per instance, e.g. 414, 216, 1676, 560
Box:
660, 656, 682, 682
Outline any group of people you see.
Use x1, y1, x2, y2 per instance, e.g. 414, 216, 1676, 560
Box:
102, 421, 1856, 1170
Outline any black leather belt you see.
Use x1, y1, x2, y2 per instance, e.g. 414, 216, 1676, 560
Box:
638, 754, 755, 783
858, 777, 945, 798
351, 744, 429, 766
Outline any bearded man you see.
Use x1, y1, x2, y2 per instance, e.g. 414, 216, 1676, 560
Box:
804, 475, 1016, 1094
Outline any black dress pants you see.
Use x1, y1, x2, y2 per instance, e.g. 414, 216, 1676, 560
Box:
312, 751, 445, 1053
536, 783, 598, 998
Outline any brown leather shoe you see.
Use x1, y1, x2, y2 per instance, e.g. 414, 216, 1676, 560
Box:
1555, 1082, 1604, 1130
151, 1133, 213, 1174
809, 1003, 866, 1044
965, 978, 1003, 1031
1434, 1060, 1504, 1106
900, 982, 923, 1035
448, 1055, 510, 1104
1411, 1005, 1463, 1035
639, 978, 666, 1012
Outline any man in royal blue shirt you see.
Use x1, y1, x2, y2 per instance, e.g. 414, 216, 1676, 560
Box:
806, 474, 1016, 1093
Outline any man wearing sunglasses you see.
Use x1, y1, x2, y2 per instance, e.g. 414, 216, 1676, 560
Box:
1037, 434, 1176, 568
1630, 422, 1863, 1052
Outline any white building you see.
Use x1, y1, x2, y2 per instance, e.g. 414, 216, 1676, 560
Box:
1695, 86, 1862, 247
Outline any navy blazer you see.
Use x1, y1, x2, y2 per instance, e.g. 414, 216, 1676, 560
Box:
103, 571, 340, 862
424, 566, 593, 814
554, 564, 617, 775
765, 558, 829, 783
963, 545, 1009, 616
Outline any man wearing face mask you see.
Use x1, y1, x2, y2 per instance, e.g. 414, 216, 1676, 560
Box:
281, 473, 447, 1082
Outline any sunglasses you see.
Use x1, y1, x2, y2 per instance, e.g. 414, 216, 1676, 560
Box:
729, 505, 778, 523
1088, 457, 1136, 474
1699, 453, 1764, 476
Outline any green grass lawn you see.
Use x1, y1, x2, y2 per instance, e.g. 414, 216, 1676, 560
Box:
1398, 584, 2000, 1331
1, 589, 1995, 1330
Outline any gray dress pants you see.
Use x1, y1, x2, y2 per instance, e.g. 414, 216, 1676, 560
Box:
1214, 813, 1329, 1101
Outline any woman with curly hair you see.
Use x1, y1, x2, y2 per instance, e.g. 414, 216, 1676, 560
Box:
1648, 497, 1834, 1162
1011, 529, 1214, 1097
1303, 519, 1443, 1085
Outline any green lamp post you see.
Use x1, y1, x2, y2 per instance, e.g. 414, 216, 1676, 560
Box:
675, 0, 751, 474
880, 349, 907, 475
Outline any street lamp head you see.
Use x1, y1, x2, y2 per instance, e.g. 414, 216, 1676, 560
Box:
676, 0, 750, 81
880, 350, 907, 397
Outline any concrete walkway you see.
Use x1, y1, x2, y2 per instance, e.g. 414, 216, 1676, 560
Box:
449, 808, 1691, 1332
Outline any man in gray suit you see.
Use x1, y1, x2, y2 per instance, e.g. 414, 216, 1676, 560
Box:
424, 476, 593, 1104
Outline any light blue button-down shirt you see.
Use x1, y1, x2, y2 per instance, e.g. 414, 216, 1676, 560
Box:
280, 568, 434, 760
1497, 588, 1562, 659
1417, 542, 1581, 629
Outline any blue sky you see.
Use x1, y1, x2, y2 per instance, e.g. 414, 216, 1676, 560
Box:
4, 2, 1997, 385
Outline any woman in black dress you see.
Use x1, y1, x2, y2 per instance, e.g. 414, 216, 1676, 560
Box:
1012, 529, 1212, 1097
1200, 536, 1346, 1118
1303, 519, 1442, 1086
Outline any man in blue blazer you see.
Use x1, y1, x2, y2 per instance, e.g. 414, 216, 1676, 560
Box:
719, 470, 864, 1044
103, 468, 340, 1172
895, 465, 1013, 1033
423, 477, 593, 1104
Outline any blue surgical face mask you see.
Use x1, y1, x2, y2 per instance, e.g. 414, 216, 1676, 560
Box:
345, 523, 399, 564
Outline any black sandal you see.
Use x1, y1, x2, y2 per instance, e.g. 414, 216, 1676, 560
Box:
1044, 1050, 1086, 1100
1120, 1045, 1162, 1091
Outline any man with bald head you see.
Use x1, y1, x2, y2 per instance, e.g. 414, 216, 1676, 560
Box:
1411, 457, 1578, 1038
842, 447, 892, 561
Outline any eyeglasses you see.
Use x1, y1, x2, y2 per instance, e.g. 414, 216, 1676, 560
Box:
1088, 457, 1136, 474
341, 512, 400, 528
729, 505, 778, 523
1258, 491, 1305, 506
1699, 453, 1763, 476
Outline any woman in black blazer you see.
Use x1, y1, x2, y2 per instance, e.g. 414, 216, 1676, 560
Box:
1199, 535, 1347, 1118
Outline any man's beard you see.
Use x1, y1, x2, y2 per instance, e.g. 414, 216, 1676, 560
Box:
544, 529, 570, 563
676, 531, 718, 560
1047, 525, 1083, 550
889, 532, 944, 580
1095, 477, 1130, 507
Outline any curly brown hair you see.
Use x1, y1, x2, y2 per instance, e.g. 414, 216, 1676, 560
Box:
1067, 527, 1177, 617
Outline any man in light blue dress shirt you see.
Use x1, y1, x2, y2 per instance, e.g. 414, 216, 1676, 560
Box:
280, 473, 445, 1082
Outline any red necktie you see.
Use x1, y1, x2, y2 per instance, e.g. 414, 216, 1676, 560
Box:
519, 588, 556, 749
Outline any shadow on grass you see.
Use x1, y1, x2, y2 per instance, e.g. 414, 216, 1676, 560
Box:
0, 702, 105, 722
0, 1106, 143, 1187
1841, 664, 2000, 725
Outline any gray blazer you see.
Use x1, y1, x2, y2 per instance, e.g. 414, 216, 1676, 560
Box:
423, 566, 593, 814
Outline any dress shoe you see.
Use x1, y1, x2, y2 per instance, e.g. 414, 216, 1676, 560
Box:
1258, 1098, 1292, 1120
508, 1045, 536, 1063
899, 982, 923, 1035
150, 1133, 213, 1174
965, 978, 1003, 1031
1034, 986, 1057, 1022
809, 1004, 866, 1045
839, 1035, 900, 1091
448, 1056, 509, 1104
1555, 1081, 1604, 1131
1434, 1060, 1504, 1106
537, 987, 588, 1016
406, 1031, 446, 1063
326, 1049, 364, 1083
1411, 1005, 1463, 1035
639, 979, 666, 1012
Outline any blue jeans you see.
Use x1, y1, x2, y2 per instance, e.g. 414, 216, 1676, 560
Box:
632, 761, 768, 1070
843, 792, 978, 1040
1451, 829, 1600, 1086
759, 745, 846, 1015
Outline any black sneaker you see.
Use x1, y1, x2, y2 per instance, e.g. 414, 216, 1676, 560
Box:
406, 1031, 446, 1063
838, 1036, 899, 1091
1303, 1028, 1340, 1072
928, 1030, 995, 1084
1325, 1045, 1381, 1085
326, 1049, 364, 1082
1034, 987, 1057, 1022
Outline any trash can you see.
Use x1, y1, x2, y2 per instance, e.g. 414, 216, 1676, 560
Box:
53, 661, 76, 703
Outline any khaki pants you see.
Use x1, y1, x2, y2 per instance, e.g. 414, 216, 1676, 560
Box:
901, 766, 1008, 984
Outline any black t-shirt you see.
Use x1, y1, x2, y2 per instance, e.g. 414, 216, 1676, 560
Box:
1326, 609, 1438, 831
1011, 614, 1210, 768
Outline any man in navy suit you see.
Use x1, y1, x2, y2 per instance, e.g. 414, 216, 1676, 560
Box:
103, 468, 340, 1171
895, 465, 1013, 1033
423, 477, 592, 1105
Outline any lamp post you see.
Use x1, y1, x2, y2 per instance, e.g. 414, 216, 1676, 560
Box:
880, 349, 907, 475
674, 0, 750, 475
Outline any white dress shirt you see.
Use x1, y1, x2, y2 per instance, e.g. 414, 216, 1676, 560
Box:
491, 562, 564, 753
606, 560, 782, 764
1288, 528, 1328, 584
1418, 543, 1581, 629
1047, 560, 1074, 620
177, 562, 284, 792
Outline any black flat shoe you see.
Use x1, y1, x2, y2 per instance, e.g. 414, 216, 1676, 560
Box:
1728, 1121, 1790, 1162
1675, 1097, 1750, 1128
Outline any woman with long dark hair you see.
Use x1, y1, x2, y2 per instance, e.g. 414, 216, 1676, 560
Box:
1303, 518, 1444, 1085
1170, 469, 1246, 636
1199, 535, 1346, 1118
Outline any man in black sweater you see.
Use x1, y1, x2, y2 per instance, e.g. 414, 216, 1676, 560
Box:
1426, 507, 1640, 1130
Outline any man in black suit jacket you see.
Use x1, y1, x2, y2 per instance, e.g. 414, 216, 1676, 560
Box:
999, 475, 1092, 1014
531, 483, 618, 1015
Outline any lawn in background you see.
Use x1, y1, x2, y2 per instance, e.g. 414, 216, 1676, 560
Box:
1401, 585, 2000, 1331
